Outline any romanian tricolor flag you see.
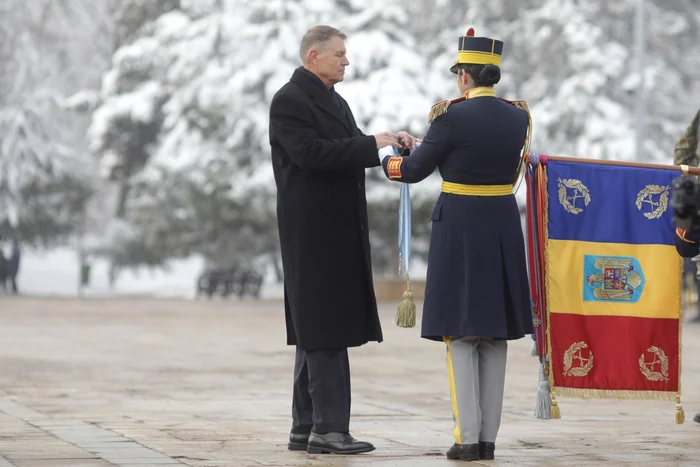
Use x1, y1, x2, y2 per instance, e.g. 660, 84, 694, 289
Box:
526, 154, 685, 423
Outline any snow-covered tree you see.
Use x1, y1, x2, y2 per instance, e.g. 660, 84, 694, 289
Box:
230, 0, 442, 275
79, 0, 700, 283
420, 0, 700, 164
0, 0, 114, 246
84, 0, 441, 278
84, 1, 258, 276
404, 0, 700, 221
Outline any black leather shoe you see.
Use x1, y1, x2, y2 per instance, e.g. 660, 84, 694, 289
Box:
288, 432, 309, 451
306, 432, 375, 454
446, 443, 479, 461
693, 413, 700, 424
479, 441, 495, 460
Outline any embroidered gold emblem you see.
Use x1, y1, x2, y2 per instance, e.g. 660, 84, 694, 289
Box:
563, 341, 593, 377
387, 157, 403, 179
584, 256, 645, 302
557, 178, 591, 214
635, 185, 669, 219
639, 346, 669, 382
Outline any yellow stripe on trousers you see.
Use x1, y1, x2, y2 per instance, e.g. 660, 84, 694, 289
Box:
443, 337, 462, 444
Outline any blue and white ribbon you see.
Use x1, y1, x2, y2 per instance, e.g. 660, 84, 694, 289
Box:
396, 147, 411, 276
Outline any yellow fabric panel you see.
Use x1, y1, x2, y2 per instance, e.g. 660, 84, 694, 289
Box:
547, 239, 681, 319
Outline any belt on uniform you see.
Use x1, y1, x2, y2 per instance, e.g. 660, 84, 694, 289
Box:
441, 181, 513, 196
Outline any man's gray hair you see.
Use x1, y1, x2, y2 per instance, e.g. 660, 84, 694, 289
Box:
299, 25, 347, 63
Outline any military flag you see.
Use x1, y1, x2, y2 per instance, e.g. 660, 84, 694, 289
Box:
526, 154, 685, 423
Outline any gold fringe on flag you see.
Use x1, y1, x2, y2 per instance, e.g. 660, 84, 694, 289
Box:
554, 387, 678, 402
541, 165, 560, 420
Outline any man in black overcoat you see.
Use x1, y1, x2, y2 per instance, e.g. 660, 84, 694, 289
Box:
268, 25, 415, 454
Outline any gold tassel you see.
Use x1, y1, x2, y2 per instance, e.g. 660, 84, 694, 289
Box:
676, 394, 685, 424
550, 390, 561, 419
395, 274, 416, 328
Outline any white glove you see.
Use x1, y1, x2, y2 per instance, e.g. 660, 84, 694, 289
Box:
377, 145, 396, 164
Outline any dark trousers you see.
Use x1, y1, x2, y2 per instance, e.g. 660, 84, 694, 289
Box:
291, 347, 351, 434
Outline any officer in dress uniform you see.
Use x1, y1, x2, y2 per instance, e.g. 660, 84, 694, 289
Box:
379, 28, 534, 461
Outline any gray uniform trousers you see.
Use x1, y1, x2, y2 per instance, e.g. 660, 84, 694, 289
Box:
443, 336, 508, 445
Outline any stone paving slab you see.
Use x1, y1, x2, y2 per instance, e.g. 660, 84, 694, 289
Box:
0, 407, 183, 466
0, 297, 699, 466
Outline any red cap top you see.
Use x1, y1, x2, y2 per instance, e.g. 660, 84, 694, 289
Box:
466, 28, 475, 36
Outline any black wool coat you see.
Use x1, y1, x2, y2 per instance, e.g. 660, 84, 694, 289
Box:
269, 66, 383, 350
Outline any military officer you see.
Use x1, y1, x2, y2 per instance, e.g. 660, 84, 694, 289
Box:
674, 108, 700, 168
674, 107, 700, 325
379, 28, 534, 461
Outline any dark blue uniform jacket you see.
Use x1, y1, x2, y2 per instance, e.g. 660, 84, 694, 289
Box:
381, 93, 534, 341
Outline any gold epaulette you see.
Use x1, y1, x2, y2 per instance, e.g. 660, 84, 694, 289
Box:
428, 97, 465, 124
498, 97, 524, 105
499, 97, 530, 115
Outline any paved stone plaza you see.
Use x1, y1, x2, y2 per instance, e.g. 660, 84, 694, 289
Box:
0, 297, 698, 466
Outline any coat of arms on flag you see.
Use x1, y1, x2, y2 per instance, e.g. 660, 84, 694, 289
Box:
583, 256, 645, 302
525, 154, 685, 424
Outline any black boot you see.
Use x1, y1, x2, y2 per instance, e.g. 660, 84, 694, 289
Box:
306, 432, 375, 454
479, 441, 495, 460
288, 432, 309, 451
446, 443, 479, 461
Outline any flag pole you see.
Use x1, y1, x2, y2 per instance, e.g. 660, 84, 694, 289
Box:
529, 154, 700, 176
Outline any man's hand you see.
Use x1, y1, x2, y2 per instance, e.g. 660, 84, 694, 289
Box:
397, 131, 418, 149
374, 132, 400, 149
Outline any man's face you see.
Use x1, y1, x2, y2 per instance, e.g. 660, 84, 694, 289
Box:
314, 36, 349, 86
